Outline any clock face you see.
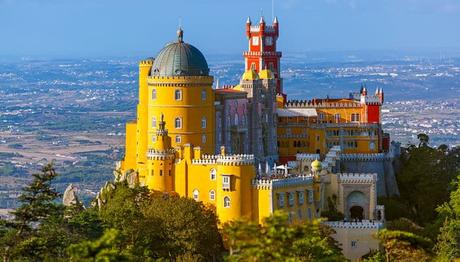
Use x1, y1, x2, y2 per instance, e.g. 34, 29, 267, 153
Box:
252, 37, 259, 46
265, 36, 273, 46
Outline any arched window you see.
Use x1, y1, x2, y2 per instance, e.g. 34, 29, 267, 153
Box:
193, 189, 199, 201
175, 90, 182, 101
175, 135, 181, 143
234, 114, 239, 126
152, 89, 157, 100
223, 196, 231, 208
202, 134, 206, 144
152, 117, 157, 128
210, 168, 216, 180
201, 117, 207, 128
201, 89, 207, 101
334, 113, 340, 123
175, 117, 182, 129
209, 190, 215, 201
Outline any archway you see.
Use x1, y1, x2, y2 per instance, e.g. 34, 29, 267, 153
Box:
350, 206, 364, 221
346, 191, 367, 220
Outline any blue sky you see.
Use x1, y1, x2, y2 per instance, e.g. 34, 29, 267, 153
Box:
0, 0, 459, 57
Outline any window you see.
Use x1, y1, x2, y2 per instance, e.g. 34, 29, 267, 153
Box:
298, 209, 302, 219
175, 90, 182, 101
298, 191, 304, 205
210, 168, 216, 180
224, 196, 231, 208
308, 190, 314, 204
152, 136, 156, 142
334, 113, 340, 123
175, 117, 182, 129
234, 114, 238, 126
202, 134, 206, 144
265, 36, 273, 46
252, 37, 259, 46
175, 135, 181, 143
251, 63, 256, 70
160, 170, 163, 176
201, 89, 207, 101
288, 192, 294, 206
152, 117, 157, 128
351, 113, 360, 122
222, 175, 231, 190
307, 208, 312, 220
152, 89, 157, 100
192, 189, 199, 201
278, 193, 285, 207
209, 190, 215, 201
316, 135, 320, 142
201, 117, 207, 128
369, 141, 375, 150
319, 113, 325, 120
351, 241, 357, 248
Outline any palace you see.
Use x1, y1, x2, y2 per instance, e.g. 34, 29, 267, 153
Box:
118, 17, 399, 260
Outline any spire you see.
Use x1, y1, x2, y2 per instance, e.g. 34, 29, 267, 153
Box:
273, 16, 278, 24
260, 16, 265, 24
159, 113, 166, 131
216, 78, 220, 89
246, 16, 251, 24
177, 27, 184, 43
265, 162, 270, 175
375, 87, 379, 95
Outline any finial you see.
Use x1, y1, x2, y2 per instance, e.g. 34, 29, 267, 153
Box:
177, 27, 184, 43
260, 16, 265, 24
274, 16, 278, 24
246, 16, 251, 24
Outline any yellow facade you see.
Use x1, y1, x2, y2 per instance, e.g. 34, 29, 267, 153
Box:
119, 29, 382, 226
277, 101, 380, 162
147, 76, 215, 154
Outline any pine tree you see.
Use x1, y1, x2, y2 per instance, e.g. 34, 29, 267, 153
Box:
0, 163, 64, 262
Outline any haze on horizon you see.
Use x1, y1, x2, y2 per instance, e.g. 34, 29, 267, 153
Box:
0, 0, 459, 58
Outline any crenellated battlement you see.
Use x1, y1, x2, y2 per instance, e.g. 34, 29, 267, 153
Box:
249, 24, 277, 33
243, 51, 282, 57
324, 220, 383, 229
191, 159, 217, 165
139, 59, 154, 65
337, 173, 377, 184
286, 99, 361, 108
216, 154, 255, 166
147, 148, 175, 160
341, 153, 391, 161
296, 153, 320, 161
252, 174, 314, 189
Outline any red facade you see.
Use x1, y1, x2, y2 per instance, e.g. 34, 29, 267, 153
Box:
366, 104, 380, 123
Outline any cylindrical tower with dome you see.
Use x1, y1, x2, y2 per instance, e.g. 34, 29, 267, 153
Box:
146, 28, 215, 154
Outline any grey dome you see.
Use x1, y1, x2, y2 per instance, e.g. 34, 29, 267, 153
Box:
151, 31, 209, 77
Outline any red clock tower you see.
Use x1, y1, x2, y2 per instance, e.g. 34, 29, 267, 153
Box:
244, 16, 284, 96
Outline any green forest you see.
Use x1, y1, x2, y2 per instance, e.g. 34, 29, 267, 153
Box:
0, 134, 459, 261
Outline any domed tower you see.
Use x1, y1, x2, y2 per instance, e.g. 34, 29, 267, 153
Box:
148, 28, 215, 154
